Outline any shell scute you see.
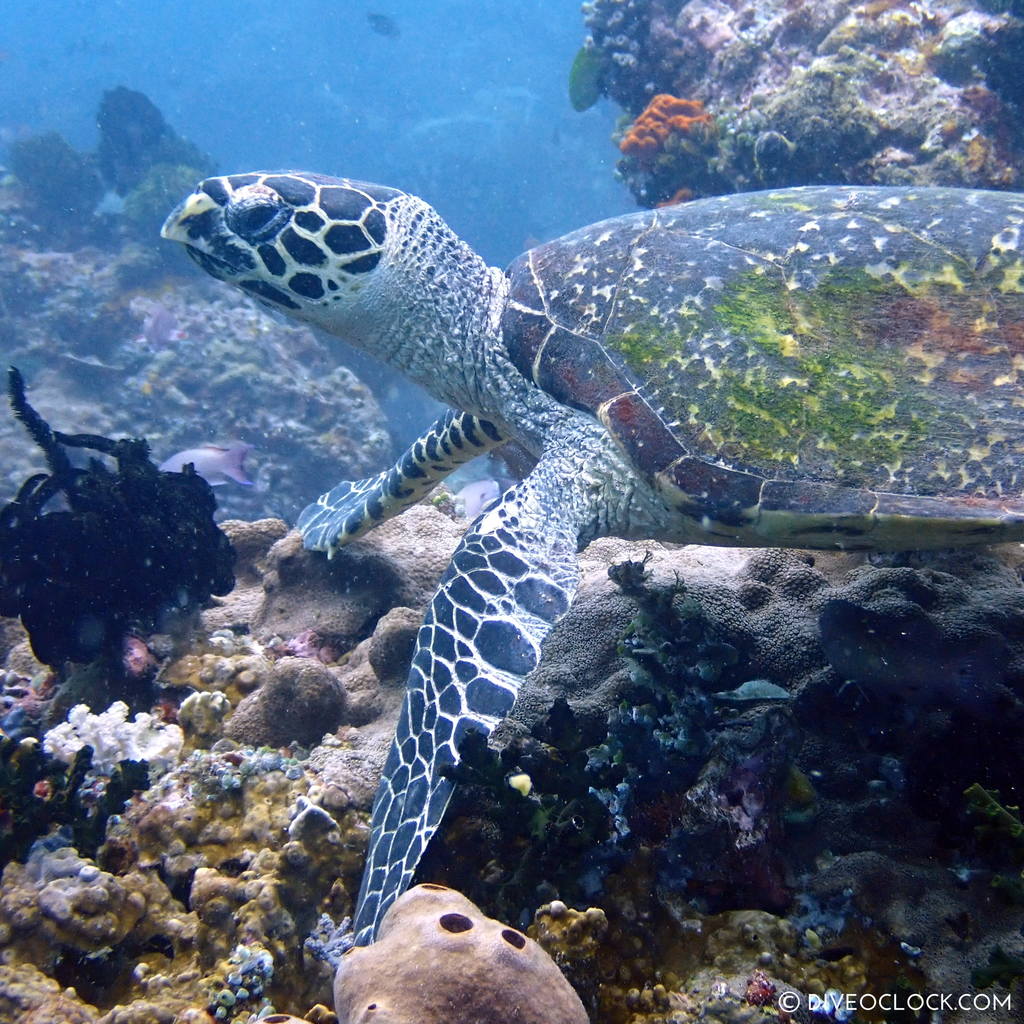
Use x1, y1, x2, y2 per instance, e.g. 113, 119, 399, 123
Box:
504, 186, 1024, 514
597, 390, 683, 481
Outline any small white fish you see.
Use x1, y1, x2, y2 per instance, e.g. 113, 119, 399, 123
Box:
160, 443, 254, 486
456, 478, 501, 519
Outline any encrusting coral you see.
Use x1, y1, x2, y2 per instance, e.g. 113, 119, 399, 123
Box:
616, 94, 722, 206
0, 460, 1021, 1019
578, 0, 1024, 205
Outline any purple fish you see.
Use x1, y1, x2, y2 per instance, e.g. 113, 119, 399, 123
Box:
134, 303, 186, 349
160, 443, 254, 486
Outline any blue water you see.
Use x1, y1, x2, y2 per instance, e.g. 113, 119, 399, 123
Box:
0, 0, 632, 264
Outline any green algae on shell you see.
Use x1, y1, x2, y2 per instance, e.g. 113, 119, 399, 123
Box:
507, 186, 1024, 508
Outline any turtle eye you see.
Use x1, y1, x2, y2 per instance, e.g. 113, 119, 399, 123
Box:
225, 191, 291, 245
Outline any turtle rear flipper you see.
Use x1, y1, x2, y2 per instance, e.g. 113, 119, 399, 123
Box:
352, 447, 585, 944
297, 409, 505, 551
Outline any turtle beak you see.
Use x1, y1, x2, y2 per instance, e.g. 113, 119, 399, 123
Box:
161, 190, 219, 243
161, 188, 256, 279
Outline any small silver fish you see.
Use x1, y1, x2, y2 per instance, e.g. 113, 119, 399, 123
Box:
160, 442, 254, 486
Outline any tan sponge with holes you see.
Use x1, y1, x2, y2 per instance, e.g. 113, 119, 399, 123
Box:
334, 883, 589, 1023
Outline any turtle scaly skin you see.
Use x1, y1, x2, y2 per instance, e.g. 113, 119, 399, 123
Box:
298, 409, 505, 549
163, 176, 1024, 943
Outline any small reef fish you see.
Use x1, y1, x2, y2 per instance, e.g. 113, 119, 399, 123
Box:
367, 12, 400, 37
134, 302, 187, 348
455, 478, 502, 519
159, 443, 254, 486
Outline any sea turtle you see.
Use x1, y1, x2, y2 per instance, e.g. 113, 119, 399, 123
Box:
162, 175, 1024, 944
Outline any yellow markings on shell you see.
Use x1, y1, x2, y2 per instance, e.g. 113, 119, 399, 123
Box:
968, 432, 1008, 463
864, 258, 964, 293
906, 339, 946, 378
933, 263, 966, 290
991, 225, 1020, 254
994, 355, 1024, 386
776, 333, 800, 356
972, 311, 1000, 337
726, 394, 794, 442
841, 361, 894, 385
865, 399, 898, 425
999, 260, 1024, 293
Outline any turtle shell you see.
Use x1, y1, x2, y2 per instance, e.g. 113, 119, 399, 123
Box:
502, 186, 1024, 548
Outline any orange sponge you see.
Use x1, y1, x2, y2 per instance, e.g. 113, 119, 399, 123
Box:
620, 95, 714, 164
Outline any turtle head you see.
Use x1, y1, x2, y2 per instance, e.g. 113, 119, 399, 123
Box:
164, 170, 506, 405
162, 171, 406, 340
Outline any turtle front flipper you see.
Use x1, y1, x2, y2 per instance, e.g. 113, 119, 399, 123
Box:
296, 409, 505, 551
352, 455, 586, 944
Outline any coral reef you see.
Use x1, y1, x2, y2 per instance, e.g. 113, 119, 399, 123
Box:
96, 86, 214, 197
408, 534, 1024, 1021
578, 0, 1024, 206
0, 482, 1020, 1019
43, 701, 184, 775
0, 247, 393, 523
333, 883, 589, 1024
7, 133, 104, 243
5, 88, 212, 251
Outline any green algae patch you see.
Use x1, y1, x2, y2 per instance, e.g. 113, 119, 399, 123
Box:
705, 265, 953, 479
612, 314, 698, 370
600, 261, 988, 488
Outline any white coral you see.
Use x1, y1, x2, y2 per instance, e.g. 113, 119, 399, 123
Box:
43, 701, 184, 774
